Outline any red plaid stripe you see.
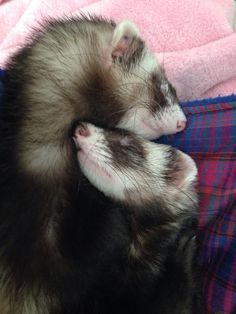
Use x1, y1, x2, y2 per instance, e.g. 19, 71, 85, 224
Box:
157, 98, 236, 314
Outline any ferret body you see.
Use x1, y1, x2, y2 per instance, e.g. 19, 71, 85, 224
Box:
0, 15, 195, 313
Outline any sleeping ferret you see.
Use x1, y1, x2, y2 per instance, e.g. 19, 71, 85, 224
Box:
71, 122, 204, 314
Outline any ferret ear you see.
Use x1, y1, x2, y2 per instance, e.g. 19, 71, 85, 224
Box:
111, 20, 140, 58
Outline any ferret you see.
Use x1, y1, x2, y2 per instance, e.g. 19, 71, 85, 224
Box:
0, 15, 192, 313
71, 122, 203, 314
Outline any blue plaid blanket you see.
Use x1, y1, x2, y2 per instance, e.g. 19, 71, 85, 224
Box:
158, 96, 236, 314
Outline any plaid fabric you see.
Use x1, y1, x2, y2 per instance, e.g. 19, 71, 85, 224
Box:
158, 96, 236, 314
0, 69, 236, 313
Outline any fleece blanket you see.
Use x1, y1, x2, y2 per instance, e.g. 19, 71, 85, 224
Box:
0, 0, 236, 101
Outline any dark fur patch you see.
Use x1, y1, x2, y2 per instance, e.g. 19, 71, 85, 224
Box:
149, 71, 179, 115
150, 72, 168, 112
105, 128, 147, 170
78, 64, 124, 128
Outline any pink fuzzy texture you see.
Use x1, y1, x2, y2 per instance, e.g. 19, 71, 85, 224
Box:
0, 0, 235, 101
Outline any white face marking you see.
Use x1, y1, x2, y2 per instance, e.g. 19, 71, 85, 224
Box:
118, 103, 186, 140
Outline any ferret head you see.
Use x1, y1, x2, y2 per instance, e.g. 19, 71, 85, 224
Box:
73, 123, 197, 212
109, 20, 186, 139
17, 16, 186, 143
59, 17, 186, 140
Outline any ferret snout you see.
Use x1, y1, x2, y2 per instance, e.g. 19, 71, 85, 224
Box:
75, 123, 90, 138
157, 105, 187, 137
73, 123, 92, 150
119, 103, 187, 140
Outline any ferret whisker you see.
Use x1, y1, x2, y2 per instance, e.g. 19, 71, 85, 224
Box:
103, 161, 133, 193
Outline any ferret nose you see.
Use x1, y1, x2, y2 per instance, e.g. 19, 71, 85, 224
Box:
75, 123, 90, 137
176, 120, 186, 132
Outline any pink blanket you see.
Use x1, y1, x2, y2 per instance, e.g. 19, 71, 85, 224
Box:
0, 0, 236, 101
